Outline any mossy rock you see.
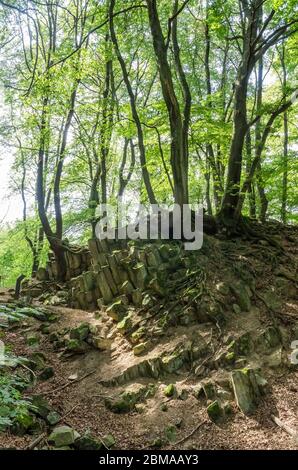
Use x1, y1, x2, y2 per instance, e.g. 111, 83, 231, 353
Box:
225, 351, 236, 364
117, 314, 132, 334
164, 383, 176, 397
74, 432, 103, 450
106, 300, 127, 322
150, 437, 163, 448
65, 338, 88, 354
11, 412, 35, 436
25, 332, 40, 347
46, 411, 61, 426
133, 341, 149, 356
31, 394, 52, 419
27, 351, 47, 371
102, 433, 116, 448
105, 384, 148, 413
69, 322, 90, 341
130, 327, 146, 344
207, 400, 223, 422
255, 326, 281, 352
40, 323, 51, 335
49, 426, 78, 447
162, 351, 187, 374
17, 307, 48, 322
230, 281, 251, 312
164, 425, 176, 443
202, 380, 216, 399
236, 332, 252, 356
231, 368, 261, 415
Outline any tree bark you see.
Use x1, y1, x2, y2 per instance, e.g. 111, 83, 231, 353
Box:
146, 0, 188, 206
109, 0, 157, 205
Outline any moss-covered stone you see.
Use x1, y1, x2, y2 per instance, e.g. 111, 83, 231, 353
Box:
49, 426, 77, 447
117, 314, 132, 334
160, 403, 168, 412
150, 437, 163, 448
133, 341, 149, 356
202, 380, 216, 399
164, 383, 176, 397
25, 332, 40, 347
102, 433, 116, 448
225, 351, 235, 364
230, 281, 251, 312
65, 338, 88, 354
105, 384, 148, 413
46, 411, 61, 426
164, 425, 176, 443
27, 351, 46, 371
106, 300, 126, 322
231, 368, 261, 414
207, 400, 223, 422
131, 327, 146, 344
74, 432, 103, 450
91, 336, 112, 351
31, 394, 52, 419
162, 351, 187, 374
255, 326, 281, 352
69, 322, 90, 341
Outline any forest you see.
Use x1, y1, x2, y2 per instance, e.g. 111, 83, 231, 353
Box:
0, 0, 297, 456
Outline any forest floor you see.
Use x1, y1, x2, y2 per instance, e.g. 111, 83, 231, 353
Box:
0, 224, 297, 450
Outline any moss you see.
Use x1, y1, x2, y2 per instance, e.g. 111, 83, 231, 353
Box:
151, 438, 163, 448
164, 383, 175, 397
117, 314, 132, 334
131, 327, 146, 344
225, 351, 235, 363
68, 322, 90, 341
227, 340, 236, 351
133, 341, 149, 356
207, 400, 223, 422
102, 433, 116, 448
164, 425, 176, 443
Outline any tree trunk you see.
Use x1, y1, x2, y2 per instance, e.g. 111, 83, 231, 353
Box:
146, 0, 188, 206
280, 44, 288, 224
109, 0, 157, 205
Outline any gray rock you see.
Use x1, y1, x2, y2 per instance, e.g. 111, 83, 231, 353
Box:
49, 426, 77, 447
230, 281, 251, 311
74, 432, 103, 450
46, 411, 61, 426
231, 368, 261, 414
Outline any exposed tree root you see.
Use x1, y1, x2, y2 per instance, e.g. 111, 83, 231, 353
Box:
216, 214, 284, 252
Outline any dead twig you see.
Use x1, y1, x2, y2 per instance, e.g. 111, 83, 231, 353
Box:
271, 415, 298, 443
42, 369, 96, 396
25, 432, 46, 450
171, 420, 209, 447
60, 403, 79, 422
